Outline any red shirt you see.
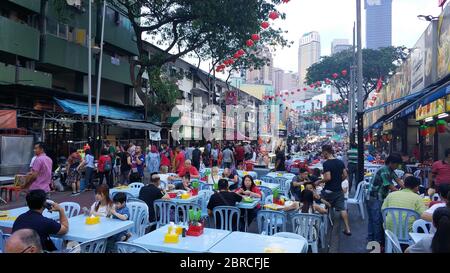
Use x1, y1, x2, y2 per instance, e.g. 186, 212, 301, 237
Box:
431, 160, 450, 187
98, 155, 111, 172
235, 146, 245, 161
175, 152, 185, 172
160, 149, 172, 167
178, 166, 199, 177
235, 186, 262, 209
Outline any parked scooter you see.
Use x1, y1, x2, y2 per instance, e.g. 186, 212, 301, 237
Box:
52, 157, 68, 192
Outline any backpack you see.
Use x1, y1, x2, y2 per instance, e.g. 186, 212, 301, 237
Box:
104, 157, 112, 172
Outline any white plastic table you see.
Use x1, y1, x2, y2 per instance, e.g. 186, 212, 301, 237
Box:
236, 170, 258, 179
132, 225, 231, 253
258, 182, 280, 191
55, 215, 133, 242
109, 187, 140, 198
168, 195, 200, 204
266, 172, 295, 180
209, 232, 306, 253
409, 233, 433, 244
236, 199, 259, 232
0, 207, 59, 228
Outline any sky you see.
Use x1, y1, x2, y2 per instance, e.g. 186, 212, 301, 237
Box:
182, 0, 443, 75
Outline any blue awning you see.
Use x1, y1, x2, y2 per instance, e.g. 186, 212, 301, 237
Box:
55, 98, 144, 121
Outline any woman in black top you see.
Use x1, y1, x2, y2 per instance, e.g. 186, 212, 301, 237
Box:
275, 144, 286, 171
118, 145, 131, 185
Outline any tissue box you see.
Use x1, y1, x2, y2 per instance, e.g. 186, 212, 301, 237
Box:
85, 216, 100, 225
164, 233, 179, 243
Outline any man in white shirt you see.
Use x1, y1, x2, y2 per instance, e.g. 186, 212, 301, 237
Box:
422, 184, 449, 222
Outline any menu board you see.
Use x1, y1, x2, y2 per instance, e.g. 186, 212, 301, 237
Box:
415, 98, 446, 120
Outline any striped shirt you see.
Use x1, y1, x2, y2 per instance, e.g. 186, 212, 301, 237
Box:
382, 189, 427, 234
347, 148, 358, 164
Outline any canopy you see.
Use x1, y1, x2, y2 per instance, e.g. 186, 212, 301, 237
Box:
103, 118, 161, 131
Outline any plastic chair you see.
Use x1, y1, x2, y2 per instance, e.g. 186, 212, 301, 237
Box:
129, 182, 145, 190
197, 190, 214, 218
382, 207, 421, 245
412, 219, 432, 234
111, 191, 135, 200
59, 202, 80, 218
69, 237, 108, 253
0, 229, 6, 253
291, 213, 322, 253
200, 183, 214, 191
153, 200, 177, 228
273, 177, 288, 185
115, 242, 151, 253
394, 170, 405, 179
127, 201, 150, 239
260, 176, 274, 184
159, 181, 167, 190
413, 170, 421, 178
347, 181, 366, 220
385, 230, 402, 253
273, 232, 309, 253
212, 206, 241, 231
176, 203, 201, 226
258, 186, 273, 206
256, 210, 287, 236
127, 197, 146, 204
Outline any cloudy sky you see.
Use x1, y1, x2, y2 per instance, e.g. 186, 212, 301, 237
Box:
270, 0, 442, 72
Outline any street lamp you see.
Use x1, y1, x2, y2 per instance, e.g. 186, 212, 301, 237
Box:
417, 15, 439, 21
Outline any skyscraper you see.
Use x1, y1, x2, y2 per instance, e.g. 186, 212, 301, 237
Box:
298, 31, 321, 89
245, 46, 273, 85
365, 0, 392, 49
331, 39, 351, 55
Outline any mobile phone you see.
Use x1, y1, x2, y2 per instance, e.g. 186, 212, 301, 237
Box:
44, 202, 53, 212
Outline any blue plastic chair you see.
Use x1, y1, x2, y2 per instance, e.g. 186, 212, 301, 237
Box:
127, 201, 150, 239
69, 237, 108, 253
60, 202, 80, 218
256, 210, 287, 236
273, 232, 309, 253
115, 242, 151, 253
412, 219, 432, 234
212, 206, 241, 231
129, 182, 145, 190
0, 229, 5, 253
159, 180, 167, 190
200, 183, 214, 191
111, 191, 135, 200
176, 203, 201, 226
291, 213, 322, 253
382, 207, 420, 245
260, 176, 274, 184
272, 177, 288, 185
153, 200, 177, 228
278, 179, 291, 197
346, 181, 366, 220
258, 186, 273, 206
197, 190, 214, 219
385, 230, 402, 253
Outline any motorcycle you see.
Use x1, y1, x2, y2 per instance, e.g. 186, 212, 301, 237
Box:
52, 157, 68, 192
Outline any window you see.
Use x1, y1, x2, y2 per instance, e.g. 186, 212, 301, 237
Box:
106, 7, 115, 21
58, 23, 68, 39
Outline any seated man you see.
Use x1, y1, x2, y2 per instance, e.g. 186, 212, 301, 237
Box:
139, 173, 170, 231
169, 160, 200, 181
207, 179, 243, 231
12, 190, 68, 252
5, 229, 43, 253
290, 168, 311, 201
222, 168, 239, 190
382, 176, 427, 233
422, 184, 449, 223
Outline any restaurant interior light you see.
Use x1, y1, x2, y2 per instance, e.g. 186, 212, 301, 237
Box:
438, 113, 449, 119
425, 117, 434, 123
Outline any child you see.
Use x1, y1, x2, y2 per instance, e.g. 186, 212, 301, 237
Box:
88, 184, 113, 217
341, 179, 349, 211
110, 192, 131, 242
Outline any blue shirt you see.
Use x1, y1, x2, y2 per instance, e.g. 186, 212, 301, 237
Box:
113, 206, 130, 220
85, 154, 95, 168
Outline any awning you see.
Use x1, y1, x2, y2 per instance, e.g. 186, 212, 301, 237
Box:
55, 98, 143, 120
104, 118, 161, 131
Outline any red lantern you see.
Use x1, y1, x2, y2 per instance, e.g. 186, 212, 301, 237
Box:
309, 84, 314, 88
372, 96, 377, 101
246, 39, 255, 47
282, 0, 290, 3
228, 59, 234, 65
269, 11, 279, 20
233, 52, 240, 59
325, 78, 331, 84
303, 88, 307, 91
261, 21, 270, 29
332, 73, 339, 79
342, 69, 348, 76
238, 49, 245, 56
251, 34, 260, 41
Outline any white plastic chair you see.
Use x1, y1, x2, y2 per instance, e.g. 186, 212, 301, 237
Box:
127, 201, 150, 239
385, 230, 402, 253
129, 182, 145, 190
412, 219, 432, 234
68, 237, 108, 253
197, 190, 214, 219
60, 202, 80, 218
413, 170, 421, 178
256, 210, 287, 235
291, 213, 322, 253
394, 170, 405, 179
258, 186, 273, 206
273, 232, 309, 253
212, 206, 241, 231
347, 181, 366, 220
0, 229, 6, 253
382, 207, 421, 245
115, 242, 151, 253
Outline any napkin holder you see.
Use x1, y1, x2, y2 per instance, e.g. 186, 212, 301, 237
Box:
85, 216, 100, 225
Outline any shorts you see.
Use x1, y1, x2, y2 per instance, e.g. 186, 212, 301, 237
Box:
321, 190, 346, 211
67, 169, 81, 184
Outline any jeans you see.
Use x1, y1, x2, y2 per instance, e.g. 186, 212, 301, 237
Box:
99, 171, 112, 188
366, 198, 384, 245
85, 167, 95, 189
347, 163, 357, 192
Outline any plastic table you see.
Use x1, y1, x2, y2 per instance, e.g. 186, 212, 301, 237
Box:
266, 172, 295, 180
0, 206, 59, 228
236, 199, 259, 232
54, 215, 133, 242
209, 232, 306, 253
131, 225, 231, 253
258, 182, 280, 191
409, 233, 433, 244
168, 195, 200, 204
236, 170, 258, 179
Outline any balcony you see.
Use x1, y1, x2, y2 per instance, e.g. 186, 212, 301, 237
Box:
8, 0, 41, 13
0, 16, 40, 60
104, 18, 138, 55
0, 62, 52, 88
100, 54, 133, 86
41, 34, 96, 74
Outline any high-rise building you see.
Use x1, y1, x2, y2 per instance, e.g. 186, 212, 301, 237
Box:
331, 39, 351, 55
272, 67, 284, 92
282, 72, 299, 91
298, 31, 321, 89
245, 46, 273, 85
365, 0, 392, 49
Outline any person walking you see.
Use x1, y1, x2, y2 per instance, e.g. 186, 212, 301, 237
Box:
346, 143, 358, 192
23, 142, 53, 196
146, 145, 160, 174
78, 148, 95, 190
222, 144, 234, 169
98, 148, 113, 188
66, 149, 82, 196
118, 145, 132, 185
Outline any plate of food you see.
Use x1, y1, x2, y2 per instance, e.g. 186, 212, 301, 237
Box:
242, 196, 255, 203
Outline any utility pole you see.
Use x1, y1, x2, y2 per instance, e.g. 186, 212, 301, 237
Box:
349, 22, 357, 145
95, 0, 106, 124
88, 0, 92, 123
356, 0, 365, 182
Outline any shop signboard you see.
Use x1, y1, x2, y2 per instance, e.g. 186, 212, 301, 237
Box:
438, 5, 450, 80
447, 95, 450, 112
415, 98, 446, 121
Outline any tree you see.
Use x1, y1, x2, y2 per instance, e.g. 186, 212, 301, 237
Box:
305, 46, 409, 104
323, 99, 348, 133
106, 0, 290, 119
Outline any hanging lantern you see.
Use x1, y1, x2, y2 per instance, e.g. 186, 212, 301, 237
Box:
309, 84, 314, 88
246, 39, 255, 47
342, 69, 348, 76
437, 120, 447, 133
419, 125, 428, 137
282, 0, 290, 3
325, 78, 331, 84
233, 52, 241, 59
261, 21, 270, 29
372, 96, 377, 101
269, 11, 279, 20
332, 73, 339, 79
228, 59, 234, 65
303, 88, 307, 91
251, 34, 260, 41
315, 81, 322, 87
238, 49, 246, 56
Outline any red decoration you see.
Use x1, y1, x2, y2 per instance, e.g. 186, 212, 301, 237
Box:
372, 96, 377, 101
332, 73, 339, 79
376, 78, 383, 93
309, 84, 314, 88
303, 88, 307, 91
325, 78, 331, 84
246, 39, 255, 47
233, 52, 241, 59
261, 21, 270, 29
438, 125, 446, 133
238, 49, 245, 56
269, 11, 279, 20
251, 34, 260, 41
341, 69, 348, 76
282, 0, 290, 3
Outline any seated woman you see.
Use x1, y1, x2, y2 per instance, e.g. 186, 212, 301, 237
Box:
88, 184, 113, 217
174, 174, 192, 192
208, 166, 221, 185
235, 175, 262, 230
